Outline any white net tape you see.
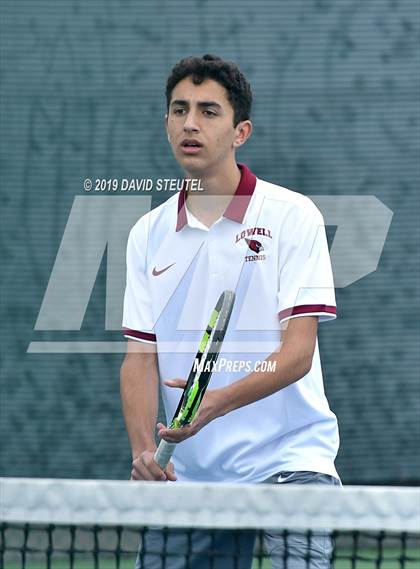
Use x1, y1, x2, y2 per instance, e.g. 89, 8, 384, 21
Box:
1, 478, 419, 532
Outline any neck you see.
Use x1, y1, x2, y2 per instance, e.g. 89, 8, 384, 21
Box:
185, 156, 241, 197
183, 157, 242, 228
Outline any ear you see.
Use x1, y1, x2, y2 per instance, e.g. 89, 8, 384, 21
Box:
233, 120, 253, 149
164, 114, 170, 142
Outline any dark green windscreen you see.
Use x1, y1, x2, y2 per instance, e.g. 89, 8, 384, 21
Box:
1, 0, 418, 483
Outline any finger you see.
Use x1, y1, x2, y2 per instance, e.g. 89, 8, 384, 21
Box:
163, 379, 187, 388
160, 428, 191, 443
132, 459, 155, 481
157, 427, 172, 438
131, 469, 139, 481
133, 456, 165, 481
141, 455, 167, 481
165, 462, 177, 481
131, 464, 153, 481
131, 468, 153, 481
159, 435, 179, 444
157, 424, 181, 439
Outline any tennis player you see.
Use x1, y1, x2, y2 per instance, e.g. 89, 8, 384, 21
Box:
121, 54, 340, 569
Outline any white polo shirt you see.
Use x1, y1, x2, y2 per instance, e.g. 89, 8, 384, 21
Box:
123, 163, 339, 483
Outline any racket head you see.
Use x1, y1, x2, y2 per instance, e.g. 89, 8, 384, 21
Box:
170, 289, 235, 429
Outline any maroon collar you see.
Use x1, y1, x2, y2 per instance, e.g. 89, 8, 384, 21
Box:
176, 163, 257, 231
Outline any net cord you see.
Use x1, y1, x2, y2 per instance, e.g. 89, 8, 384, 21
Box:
1, 478, 419, 533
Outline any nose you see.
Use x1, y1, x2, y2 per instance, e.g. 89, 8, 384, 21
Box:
183, 109, 199, 133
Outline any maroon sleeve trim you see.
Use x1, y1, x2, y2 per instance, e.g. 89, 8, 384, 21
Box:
278, 304, 337, 321
123, 328, 157, 343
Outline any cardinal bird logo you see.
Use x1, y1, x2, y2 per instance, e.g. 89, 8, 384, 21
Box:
245, 239, 264, 253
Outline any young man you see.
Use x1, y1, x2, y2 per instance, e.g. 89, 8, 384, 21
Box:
121, 55, 340, 569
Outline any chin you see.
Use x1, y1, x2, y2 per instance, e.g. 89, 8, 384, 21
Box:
178, 156, 207, 176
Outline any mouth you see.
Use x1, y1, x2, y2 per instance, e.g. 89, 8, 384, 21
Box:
181, 139, 203, 155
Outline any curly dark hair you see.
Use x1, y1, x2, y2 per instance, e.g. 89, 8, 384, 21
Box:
166, 54, 252, 126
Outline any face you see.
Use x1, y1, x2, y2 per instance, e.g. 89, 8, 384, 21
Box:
166, 77, 252, 176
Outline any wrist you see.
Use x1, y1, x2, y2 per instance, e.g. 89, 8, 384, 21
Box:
132, 442, 157, 460
215, 386, 235, 417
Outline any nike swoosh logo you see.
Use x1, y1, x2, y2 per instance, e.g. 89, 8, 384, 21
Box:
152, 263, 176, 276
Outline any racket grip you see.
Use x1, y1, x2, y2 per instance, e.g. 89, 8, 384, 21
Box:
154, 440, 176, 470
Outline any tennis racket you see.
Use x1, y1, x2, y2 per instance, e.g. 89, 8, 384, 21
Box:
153, 289, 235, 470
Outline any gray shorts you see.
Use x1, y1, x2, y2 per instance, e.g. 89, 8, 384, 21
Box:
135, 470, 341, 569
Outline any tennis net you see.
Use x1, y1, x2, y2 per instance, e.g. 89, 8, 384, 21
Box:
1, 478, 419, 568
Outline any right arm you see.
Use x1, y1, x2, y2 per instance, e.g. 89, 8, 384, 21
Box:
120, 340, 177, 481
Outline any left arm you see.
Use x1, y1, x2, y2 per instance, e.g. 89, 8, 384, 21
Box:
157, 316, 318, 443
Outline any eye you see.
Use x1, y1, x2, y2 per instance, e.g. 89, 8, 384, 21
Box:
173, 108, 186, 115
203, 110, 217, 117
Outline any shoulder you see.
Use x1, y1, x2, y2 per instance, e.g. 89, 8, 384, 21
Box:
255, 177, 324, 224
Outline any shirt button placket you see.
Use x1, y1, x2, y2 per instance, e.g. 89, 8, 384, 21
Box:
208, 233, 218, 278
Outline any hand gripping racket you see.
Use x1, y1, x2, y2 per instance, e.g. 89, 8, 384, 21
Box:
154, 290, 235, 470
